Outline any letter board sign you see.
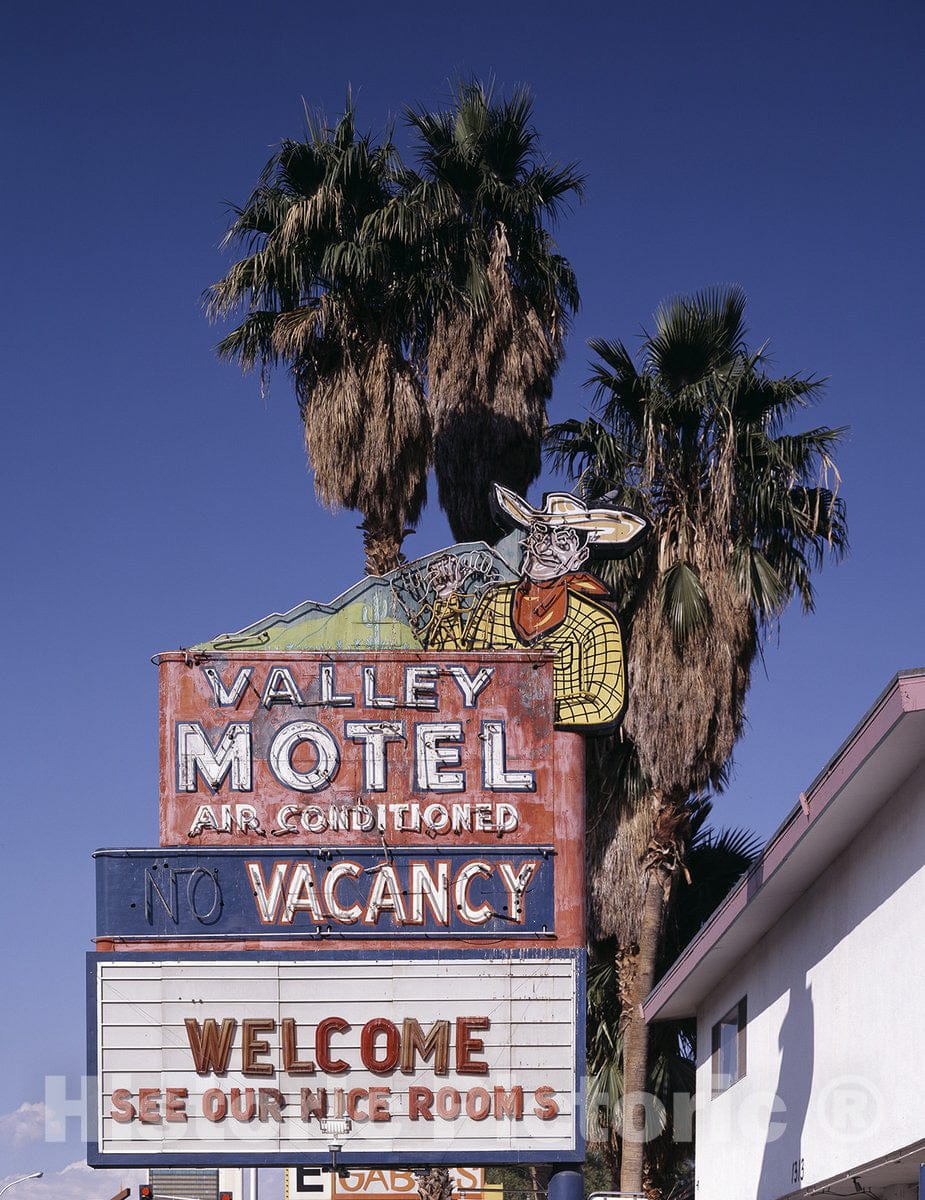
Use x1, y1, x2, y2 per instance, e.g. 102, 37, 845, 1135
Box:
88, 950, 584, 1165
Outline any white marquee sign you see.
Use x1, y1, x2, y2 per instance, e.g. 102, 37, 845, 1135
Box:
89, 952, 581, 1165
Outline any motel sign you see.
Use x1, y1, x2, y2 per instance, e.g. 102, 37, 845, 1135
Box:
88, 487, 648, 1172
89, 648, 586, 1166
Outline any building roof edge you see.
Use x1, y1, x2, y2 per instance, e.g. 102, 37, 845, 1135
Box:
644, 668, 925, 1022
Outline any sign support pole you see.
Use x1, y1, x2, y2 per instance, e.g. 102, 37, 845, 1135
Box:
548, 1165, 582, 1200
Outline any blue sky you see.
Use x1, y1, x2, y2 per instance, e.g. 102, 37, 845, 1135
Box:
1, 0, 923, 1192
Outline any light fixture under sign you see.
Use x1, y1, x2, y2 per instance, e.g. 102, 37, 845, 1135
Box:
318, 1116, 352, 1177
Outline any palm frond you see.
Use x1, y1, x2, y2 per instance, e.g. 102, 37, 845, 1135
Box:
730, 543, 787, 618
556, 284, 847, 814
400, 79, 581, 541
215, 311, 279, 373
659, 560, 709, 641
207, 96, 432, 573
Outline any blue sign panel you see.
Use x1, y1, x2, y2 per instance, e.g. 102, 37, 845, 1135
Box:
94, 846, 555, 940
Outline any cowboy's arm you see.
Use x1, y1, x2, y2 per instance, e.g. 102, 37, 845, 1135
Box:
459, 590, 496, 650
423, 594, 467, 650
422, 556, 469, 650
423, 588, 495, 651
555, 608, 626, 730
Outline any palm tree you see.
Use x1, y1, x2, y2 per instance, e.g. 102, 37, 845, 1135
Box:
548, 285, 848, 1192
205, 99, 431, 576
377, 79, 583, 543
412, 1169, 454, 1200
587, 801, 762, 1197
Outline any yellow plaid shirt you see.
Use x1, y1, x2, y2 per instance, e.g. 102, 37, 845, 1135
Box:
425, 581, 625, 731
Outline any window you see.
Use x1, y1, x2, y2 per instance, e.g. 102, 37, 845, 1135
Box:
711, 997, 747, 1095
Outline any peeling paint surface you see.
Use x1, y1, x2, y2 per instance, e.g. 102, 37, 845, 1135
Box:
150, 650, 585, 949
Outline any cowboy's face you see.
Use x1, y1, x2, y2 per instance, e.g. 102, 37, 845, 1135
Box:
522, 521, 590, 581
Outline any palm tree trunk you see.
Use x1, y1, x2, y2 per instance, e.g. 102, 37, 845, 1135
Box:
415, 1167, 454, 1200
604, 1136, 620, 1191
361, 516, 405, 576
619, 861, 670, 1194
615, 943, 639, 1014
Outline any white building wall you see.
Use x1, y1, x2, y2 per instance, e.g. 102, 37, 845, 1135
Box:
694, 761, 925, 1200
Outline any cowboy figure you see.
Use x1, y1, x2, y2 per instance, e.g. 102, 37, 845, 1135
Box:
424, 484, 648, 733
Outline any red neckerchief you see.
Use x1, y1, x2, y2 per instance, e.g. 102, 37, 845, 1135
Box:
511, 572, 610, 643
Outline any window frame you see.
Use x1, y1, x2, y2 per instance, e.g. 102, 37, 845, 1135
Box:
711, 995, 747, 1096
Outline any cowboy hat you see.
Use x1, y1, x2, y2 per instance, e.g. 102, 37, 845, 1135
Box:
492, 483, 649, 557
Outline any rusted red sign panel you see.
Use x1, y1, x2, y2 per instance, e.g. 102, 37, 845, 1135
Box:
156, 650, 585, 949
